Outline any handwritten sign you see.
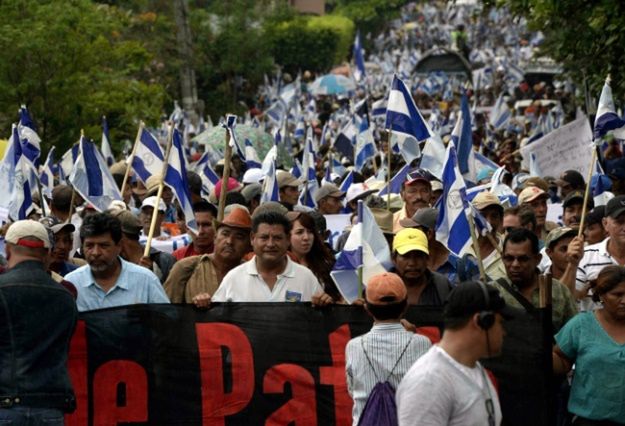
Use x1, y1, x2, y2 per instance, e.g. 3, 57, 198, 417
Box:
520, 116, 593, 177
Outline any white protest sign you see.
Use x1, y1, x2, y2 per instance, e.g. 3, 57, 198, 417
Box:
520, 116, 593, 177
324, 213, 352, 251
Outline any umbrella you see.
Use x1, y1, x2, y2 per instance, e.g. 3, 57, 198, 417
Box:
192, 124, 293, 168
308, 74, 356, 96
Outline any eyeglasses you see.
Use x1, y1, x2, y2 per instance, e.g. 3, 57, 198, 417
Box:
502, 255, 532, 263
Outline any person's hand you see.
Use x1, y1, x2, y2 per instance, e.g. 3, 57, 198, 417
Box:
192, 293, 212, 309
400, 319, 417, 333
566, 236, 584, 266
139, 256, 153, 270
311, 291, 334, 307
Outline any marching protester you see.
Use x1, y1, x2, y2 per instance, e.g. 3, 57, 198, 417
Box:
172, 201, 217, 260
38, 216, 81, 277
165, 207, 252, 306
315, 183, 346, 215
553, 265, 625, 425
518, 186, 557, 245
396, 281, 514, 425
346, 272, 431, 425
570, 195, 625, 311
140, 196, 171, 240
276, 171, 301, 211
555, 170, 586, 199
583, 206, 607, 244
212, 211, 333, 304
561, 191, 593, 228
471, 192, 507, 280
0, 220, 78, 422
65, 213, 170, 311
493, 228, 577, 332
503, 205, 537, 235
286, 211, 340, 300
391, 228, 452, 306
393, 169, 433, 233
111, 209, 176, 283
542, 227, 579, 292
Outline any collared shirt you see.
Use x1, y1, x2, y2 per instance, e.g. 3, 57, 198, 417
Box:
164, 254, 222, 303
212, 256, 323, 302
346, 323, 431, 425
576, 237, 623, 311
66, 257, 170, 312
491, 276, 577, 333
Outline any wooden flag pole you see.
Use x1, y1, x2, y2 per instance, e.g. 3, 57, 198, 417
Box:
577, 147, 597, 238
467, 211, 487, 282
143, 124, 174, 258
386, 129, 392, 210
217, 127, 232, 222
120, 122, 144, 198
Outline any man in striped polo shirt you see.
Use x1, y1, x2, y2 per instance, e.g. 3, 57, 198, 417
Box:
569, 195, 625, 311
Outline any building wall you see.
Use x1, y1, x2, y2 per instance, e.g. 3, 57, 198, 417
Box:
291, 0, 325, 15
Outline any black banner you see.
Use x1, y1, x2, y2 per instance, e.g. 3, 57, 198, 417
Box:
65, 304, 551, 425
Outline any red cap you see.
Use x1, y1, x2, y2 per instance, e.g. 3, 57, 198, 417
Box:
214, 178, 242, 198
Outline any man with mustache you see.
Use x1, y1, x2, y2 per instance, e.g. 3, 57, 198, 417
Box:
518, 186, 558, 248
66, 213, 170, 312
172, 201, 217, 260
393, 169, 434, 233
165, 207, 252, 307
562, 191, 593, 227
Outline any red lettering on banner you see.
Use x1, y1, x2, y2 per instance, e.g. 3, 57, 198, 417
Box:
263, 364, 317, 426
196, 323, 254, 426
93, 360, 148, 425
65, 320, 87, 426
319, 324, 352, 425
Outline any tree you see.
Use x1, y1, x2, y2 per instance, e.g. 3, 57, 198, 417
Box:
497, 0, 625, 102
0, 0, 166, 155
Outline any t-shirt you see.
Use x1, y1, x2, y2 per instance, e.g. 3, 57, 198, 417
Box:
212, 256, 323, 302
555, 311, 625, 423
396, 346, 502, 426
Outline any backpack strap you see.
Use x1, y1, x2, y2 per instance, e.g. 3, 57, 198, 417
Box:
496, 278, 536, 312
361, 336, 413, 383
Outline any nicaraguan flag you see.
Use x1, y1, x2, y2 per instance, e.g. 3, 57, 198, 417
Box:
592, 173, 612, 206
261, 160, 279, 203
59, 144, 79, 181
352, 31, 366, 82
265, 99, 287, 126
378, 164, 411, 196
489, 93, 511, 130
294, 117, 306, 140
451, 92, 474, 178
40, 147, 56, 198
223, 114, 246, 161
371, 98, 387, 118
261, 130, 279, 176
420, 133, 446, 181
594, 77, 625, 140
355, 116, 377, 172
385, 75, 429, 164
132, 128, 164, 183
69, 136, 122, 212
164, 129, 196, 231
101, 116, 115, 167
330, 200, 391, 303
17, 105, 41, 166
435, 144, 473, 257
244, 138, 261, 169
334, 118, 357, 158
194, 152, 220, 196
0, 125, 34, 220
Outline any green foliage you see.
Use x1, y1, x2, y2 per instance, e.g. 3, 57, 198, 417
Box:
267, 14, 354, 75
500, 0, 625, 102
330, 0, 409, 36
0, 0, 166, 155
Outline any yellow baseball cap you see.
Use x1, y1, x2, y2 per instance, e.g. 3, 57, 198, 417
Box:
392, 228, 429, 255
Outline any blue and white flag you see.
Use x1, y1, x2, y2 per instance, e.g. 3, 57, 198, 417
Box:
101, 116, 115, 166
59, 144, 79, 181
352, 31, 366, 82
40, 147, 56, 198
265, 99, 288, 126
489, 93, 511, 130
593, 173, 612, 206
17, 106, 41, 166
594, 77, 625, 140
330, 201, 391, 303
451, 92, 474, 179
261, 130, 280, 176
435, 144, 473, 257
261, 160, 280, 203
164, 129, 196, 231
69, 136, 122, 212
294, 117, 306, 140
223, 114, 246, 161
355, 116, 377, 172
334, 118, 357, 158
371, 98, 387, 118
0, 125, 34, 220
378, 164, 411, 196
339, 170, 354, 193
420, 134, 446, 180
131, 128, 165, 183
385, 75, 429, 163
194, 152, 220, 196
244, 138, 261, 169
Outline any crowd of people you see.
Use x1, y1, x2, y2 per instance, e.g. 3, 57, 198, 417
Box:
1, 0, 625, 425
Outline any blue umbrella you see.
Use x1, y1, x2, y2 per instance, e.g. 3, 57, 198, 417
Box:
308, 74, 356, 95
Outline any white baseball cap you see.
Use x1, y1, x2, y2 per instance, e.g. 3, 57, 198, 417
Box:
242, 168, 265, 184
141, 196, 167, 212
346, 183, 378, 204
5, 220, 51, 249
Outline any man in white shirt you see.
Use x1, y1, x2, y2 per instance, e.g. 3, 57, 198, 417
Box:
212, 211, 333, 304
396, 281, 516, 426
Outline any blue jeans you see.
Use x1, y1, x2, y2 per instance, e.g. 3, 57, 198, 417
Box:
0, 407, 64, 425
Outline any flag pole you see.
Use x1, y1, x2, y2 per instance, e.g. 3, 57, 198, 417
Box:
121, 122, 144, 198
467, 211, 487, 282
143, 123, 174, 258
386, 129, 392, 210
357, 200, 364, 298
217, 125, 232, 222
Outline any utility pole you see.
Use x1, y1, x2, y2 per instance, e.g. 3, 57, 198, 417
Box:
173, 0, 198, 125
